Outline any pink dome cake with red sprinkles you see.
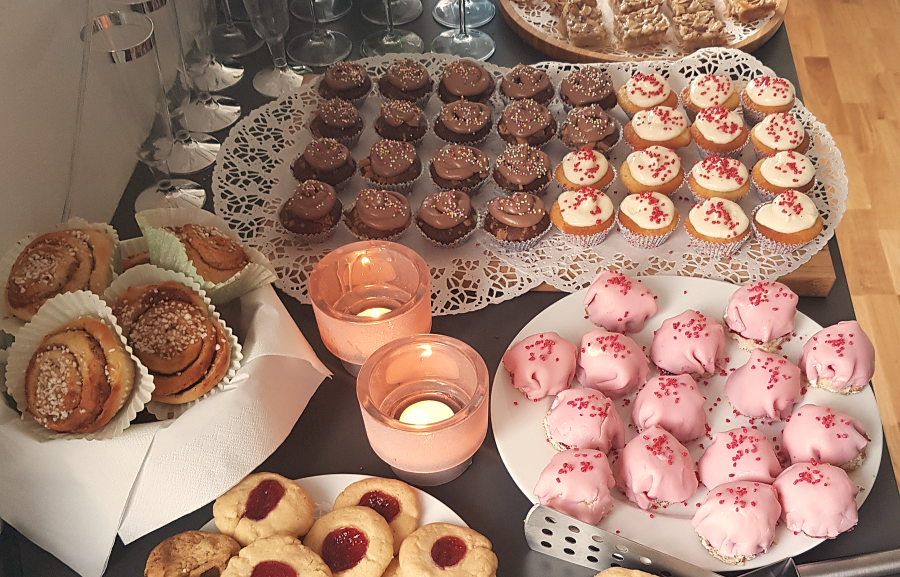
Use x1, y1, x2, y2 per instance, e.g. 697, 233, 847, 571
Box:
798, 320, 875, 395
697, 427, 781, 489
533, 448, 616, 525
575, 328, 650, 398
723, 280, 798, 353
583, 270, 658, 334
782, 404, 869, 470
649, 310, 726, 378
613, 425, 698, 510
773, 461, 859, 539
503, 331, 578, 401
631, 374, 708, 443
544, 388, 625, 453
725, 349, 802, 421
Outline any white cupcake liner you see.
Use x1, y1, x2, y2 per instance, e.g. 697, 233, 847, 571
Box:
135, 207, 277, 306
413, 208, 482, 249
343, 201, 410, 242
739, 91, 784, 127
615, 212, 675, 250
557, 119, 623, 157
482, 216, 552, 252
428, 158, 490, 196
312, 116, 365, 150
103, 264, 244, 420
685, 228, 750, 259
270, 196, 340, 246
5, 290, 153, 440
694, 135, 749, 161
556, 164, 617, 194
117, 237, 149, 273
750, 203, 810, 255
751, 174, 818, 203
0, 218, 120, 336
556, 209, 618, 249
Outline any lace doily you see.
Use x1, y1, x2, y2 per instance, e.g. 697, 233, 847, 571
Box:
509, 0, 781, 60
212, 49, 847, 315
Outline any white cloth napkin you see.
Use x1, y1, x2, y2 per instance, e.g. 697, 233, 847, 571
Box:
0, 285, 331, 576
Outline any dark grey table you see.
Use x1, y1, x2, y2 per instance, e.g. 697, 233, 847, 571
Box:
2, 11, 899, 577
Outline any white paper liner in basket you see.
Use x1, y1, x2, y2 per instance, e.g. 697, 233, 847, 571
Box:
102, 264, 243, 420
554, 209, 618, 250
4, 290, 153, 440
0, 218, 121, 336
117, 237, 150, 270
136, 207, 276, 305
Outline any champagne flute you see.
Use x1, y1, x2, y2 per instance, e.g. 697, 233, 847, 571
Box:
360, 0, 421, 26
290, 0, 352, 24
432, 0, 494, 28
211, 0, 265, 58
286, 0, 352, 67
360, 0, 424, 56
243, 0, 312, 97
430, 0, 494, 60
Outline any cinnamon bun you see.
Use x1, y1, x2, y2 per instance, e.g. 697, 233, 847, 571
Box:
5, 229, 114, 322
110, 281, 231, 404
166, 224, 249, 285
24, 316, 134, 434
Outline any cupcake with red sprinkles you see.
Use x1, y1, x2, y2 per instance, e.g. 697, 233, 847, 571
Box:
741, 75, 796, 125
554, 147, 615, 191
689, 106, 749, 159
751, 150, 816, 201
684, 197, 751, 258
616, 191, 679, 249
680, 74, 740, 122
549, 186, 616, 248
688, 156, 751, 202
749, 112, 810, 159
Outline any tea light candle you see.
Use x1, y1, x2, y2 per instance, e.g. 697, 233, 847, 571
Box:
357, 335, 489, 486
308, 241, 432, 374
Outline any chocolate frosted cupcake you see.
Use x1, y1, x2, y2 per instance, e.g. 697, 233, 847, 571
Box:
344, 189, 411, 240
278, 180, 342, 242
377, 59, 434, 104
359, 140, 421, 192
559, 66, 616, 110
309, 98, 364, 147
493, 144, 551, 195
483, 192, 551, 246
498, 99, 557, 148
438, 59, 496, 104
433, 100, 493, 144
318, 62, 372, 106
559, 105, 621, 153
500, 64, 554, 105
416, 190, 478, 247
430, 145, 490, 193
291, 139, 356, 188
374, 100, 427, 144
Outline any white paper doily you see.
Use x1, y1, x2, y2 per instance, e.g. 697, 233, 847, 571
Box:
510, 0, 780, 60
212, 49, 846, 315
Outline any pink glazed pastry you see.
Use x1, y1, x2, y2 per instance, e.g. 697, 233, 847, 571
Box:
773, 461, 859, 539
613, 425, 698, 510
725, 349, 801, 421
631, 375, 708, 443
576, 329, 650, 397
534, 448, 616, 525
723, 281, 798, 353
692, 481, 781, 565
799, 320, 875, 395
782, 404, 869, 470
649, 310, 726, 377
697, 427, 781, 489
544, 388, 626, 452
583, 271, 658, 333
503, 332, 578, 401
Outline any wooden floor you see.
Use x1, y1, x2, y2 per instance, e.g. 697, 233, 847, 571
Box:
784, 0, 900, 486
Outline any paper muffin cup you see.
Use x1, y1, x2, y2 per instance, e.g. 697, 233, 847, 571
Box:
342, 201, 410, 242
750, 203, 810, 255
314, 117, 365, 150
685, 228, 750, 259
373, 77, 434, 110
365, 162, 423, 195
316, 76, 372, 110
413, 208, 482, 249
557, 120, 623, 157
4, 290, 153, 440
103, 264, 244, 420
428, 159, 490, 196
555, 210, 618, 250
482, 217, 551, 252
615, 212, 675, 250
431, 113, 494, 148
116, 236, 150, 273
0, 218, 120, 337
136, 207, 277, 306
740, 91, 772, 127
694, 136, 749, 161
269, 195, 339, 246
751, 174, 818, 204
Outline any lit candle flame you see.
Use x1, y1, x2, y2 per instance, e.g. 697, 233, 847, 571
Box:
419, 344, 433, 358
399, 400, 454, 425
357, 307, 392, 318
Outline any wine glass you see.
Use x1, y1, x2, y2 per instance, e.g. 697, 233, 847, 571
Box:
360, 0, 424, 56
290, 0, 352, 24
432, 0, 494, 28
177, 0, 243, 131
243, 0, 313, 97
286, 0, 352, 67
212, 0, 265, 58
431, 0, 494, 60
360, 0, 422, 26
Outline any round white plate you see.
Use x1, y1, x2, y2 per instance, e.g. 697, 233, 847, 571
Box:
491, 276, 882, 571
200, 473, 466, 533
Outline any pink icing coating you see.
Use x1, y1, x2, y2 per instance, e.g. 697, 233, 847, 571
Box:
798, 321, 875, 393
583, 271, 658, 333
724, 281, 798, 344
697, 427, 781, 489
575, 329, 649, 398
725, 349, 801, 421
649, 310, 726, 377
691, 481, 781, 560
503, 332, 578, 401
782, 404, 868, 467
534, 449, 616, 525
631, 375, 707, 443
773, 462, 859, 538
612, 425, 698, 510
545, 388, 625, 452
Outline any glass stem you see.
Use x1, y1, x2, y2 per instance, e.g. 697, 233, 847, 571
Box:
170, 109, 192, 144
268, 39, 290, 73
151, 161, 175, 194
221, 0, 238, 32
459, 0, 467, 36
384, 0, 396, 34
308, 0, 324, 36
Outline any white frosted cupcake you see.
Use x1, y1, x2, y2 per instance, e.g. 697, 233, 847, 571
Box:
680, 74, 740, 122
616, 72, 679, 117
752, 190, 824, 254
617, 191, 679, 249
620, 146, 684, 196
554, 147, 615, 191
623, 106, 692, 150
689, 106, 749, 159
751, 150, 816, 201
550, 187, 616, 248
684, 197, 750, 258
688, 156, 751, 202
749, 112, 810, 159
741, 76, 796, 125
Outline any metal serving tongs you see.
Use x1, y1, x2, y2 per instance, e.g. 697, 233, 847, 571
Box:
525, 505, 900, 577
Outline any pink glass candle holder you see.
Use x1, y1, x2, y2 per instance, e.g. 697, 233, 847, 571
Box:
309, 241, 432, 373
357, 334, 490, 486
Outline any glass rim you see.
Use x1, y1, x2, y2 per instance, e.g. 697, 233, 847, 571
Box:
87, 11, 156, 63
